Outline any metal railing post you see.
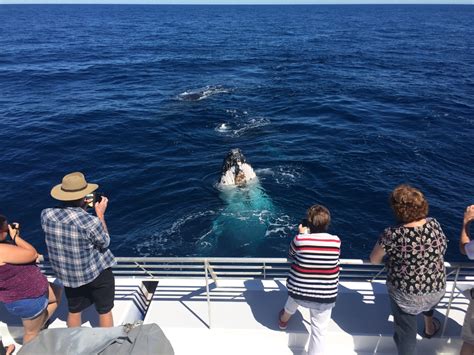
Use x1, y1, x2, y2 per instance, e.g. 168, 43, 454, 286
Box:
204, 259, 212, 329
370, 266, 385, 283
133, 262, 155, 278
442, 266, 461, 337
263, 262, 266, 279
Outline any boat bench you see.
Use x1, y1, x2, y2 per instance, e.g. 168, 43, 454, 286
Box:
0, 277, 154, 349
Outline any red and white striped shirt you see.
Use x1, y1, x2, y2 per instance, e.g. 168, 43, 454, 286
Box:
287, 232, 341, 303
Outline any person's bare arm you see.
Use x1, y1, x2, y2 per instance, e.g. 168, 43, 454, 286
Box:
460, 205, 474, 255
370, 243, 386, 264
0, 224, 38, 264
94, 196, 109, 234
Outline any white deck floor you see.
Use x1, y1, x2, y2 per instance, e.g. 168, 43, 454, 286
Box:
0, 278, 470, 354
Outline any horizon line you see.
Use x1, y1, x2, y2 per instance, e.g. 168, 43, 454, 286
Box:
1, 1, 472, 5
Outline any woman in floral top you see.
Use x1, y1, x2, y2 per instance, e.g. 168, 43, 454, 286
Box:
370, 184, 447, 355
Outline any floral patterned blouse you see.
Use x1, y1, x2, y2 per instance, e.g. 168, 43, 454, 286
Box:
378, 218, 447, 295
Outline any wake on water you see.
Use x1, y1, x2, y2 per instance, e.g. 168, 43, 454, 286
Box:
197, 182, 286, 256
134, 170, 297, 257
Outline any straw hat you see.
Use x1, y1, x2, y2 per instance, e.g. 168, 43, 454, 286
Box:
50, 172, 98, 201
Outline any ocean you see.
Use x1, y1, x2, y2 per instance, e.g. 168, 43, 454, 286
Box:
0, 4, 473, 260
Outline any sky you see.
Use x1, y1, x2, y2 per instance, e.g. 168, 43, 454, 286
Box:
0, 0, 472, 4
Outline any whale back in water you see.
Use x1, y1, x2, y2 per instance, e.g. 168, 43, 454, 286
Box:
208, 182, 275, 256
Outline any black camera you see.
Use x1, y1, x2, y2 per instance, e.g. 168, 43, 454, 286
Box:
85, 192, 104, 208
300, 219, 309, 227
94, 192, 103, 204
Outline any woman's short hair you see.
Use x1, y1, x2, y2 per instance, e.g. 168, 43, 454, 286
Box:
390, 184, 429, 223
307, 205, 331, 233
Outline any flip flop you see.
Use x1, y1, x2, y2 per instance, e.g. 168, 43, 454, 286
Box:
3, 343, 15, 355
423, 317, 441, 339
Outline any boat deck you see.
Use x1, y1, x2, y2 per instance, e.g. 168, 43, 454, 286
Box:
1, 257, 473, 354
0, 277, 470, 354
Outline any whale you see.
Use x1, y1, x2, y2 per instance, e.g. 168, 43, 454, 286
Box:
199, 149, 277, 256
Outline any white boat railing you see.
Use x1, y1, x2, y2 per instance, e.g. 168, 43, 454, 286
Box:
39, 257, 474, 331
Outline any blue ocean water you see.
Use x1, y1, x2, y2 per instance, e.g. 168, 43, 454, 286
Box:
0, 5, 473, 260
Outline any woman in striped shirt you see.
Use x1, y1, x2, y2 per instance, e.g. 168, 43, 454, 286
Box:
278, 205, 341, 355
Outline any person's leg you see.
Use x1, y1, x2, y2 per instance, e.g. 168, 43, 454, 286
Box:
461, 342, 474, 355
21, 311, 47, 344
461, 299, 474, 355
67, 311, 82, 328
389, 296, 418, 355
42, 283, 62, 327
98, 311, 114, 328
280, 295, 299, 323
307, 306, 332, 355
64, 284, 92, 328
90, 268, 115, 328
422, 308, 440, 337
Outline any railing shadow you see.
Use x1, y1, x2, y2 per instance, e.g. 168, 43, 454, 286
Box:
242, 279, 309, 355
332, 282, 393, 336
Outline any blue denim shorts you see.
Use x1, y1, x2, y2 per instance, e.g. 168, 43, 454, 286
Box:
4, 293, 48, 320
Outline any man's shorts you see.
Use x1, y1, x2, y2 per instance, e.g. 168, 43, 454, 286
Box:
462, 298, 474, 345
64, 268, 115, 315
4, 292, 48, 320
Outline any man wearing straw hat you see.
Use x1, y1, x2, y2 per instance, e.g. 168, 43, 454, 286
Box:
41, 172, 116, 328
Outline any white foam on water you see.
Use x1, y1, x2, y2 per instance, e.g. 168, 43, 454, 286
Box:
215, 123, 231, 132
135, 210, 217, 255
265, 214, 293, 238
255, 166, 303, 186
215, 117, 271, 137
177, 85, 231, 101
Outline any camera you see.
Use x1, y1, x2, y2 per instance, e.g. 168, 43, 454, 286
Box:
94, 192, 103, 204
300, 219, 309, 227
85, 192, 104, 208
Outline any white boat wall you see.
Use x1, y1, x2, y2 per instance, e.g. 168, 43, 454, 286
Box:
1, 257, 472, 355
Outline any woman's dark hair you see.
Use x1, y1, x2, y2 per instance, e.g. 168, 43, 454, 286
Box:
307, 205, 331, 233
0, 215, 6, 228
390, 184, 429, 224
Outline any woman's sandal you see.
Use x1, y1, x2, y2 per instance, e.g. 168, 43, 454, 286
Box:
4, 343, 15, 355
423, 317, 441, 339
278, 309, 289, 330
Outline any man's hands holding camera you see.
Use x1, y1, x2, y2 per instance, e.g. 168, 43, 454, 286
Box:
94, 196, 108, 220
